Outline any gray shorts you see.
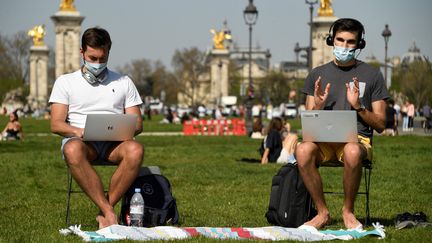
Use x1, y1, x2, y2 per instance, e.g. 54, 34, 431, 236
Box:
61, 137, 117, 162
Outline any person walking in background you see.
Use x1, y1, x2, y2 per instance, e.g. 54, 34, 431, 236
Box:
393, 102, 401, 131
401, 101, 409, 132
49, 27, 144, 229
385, 100, 397, 136
422, 103, 431, 130
407, 101, 415, 132
296, 18, 388, 230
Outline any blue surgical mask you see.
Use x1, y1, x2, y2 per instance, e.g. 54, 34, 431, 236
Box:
84, 60, 107, 76
333, 45, 356, 64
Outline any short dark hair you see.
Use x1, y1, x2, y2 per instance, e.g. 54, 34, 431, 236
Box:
81, 27, 112, 52
331, 18, 364, 44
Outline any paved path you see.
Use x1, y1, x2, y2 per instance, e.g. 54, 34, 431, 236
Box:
26, 132, 184, 137
22, 119, 432, 137
394, 119, 432, 136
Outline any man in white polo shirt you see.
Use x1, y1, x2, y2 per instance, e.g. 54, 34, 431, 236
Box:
49, 27, 143, 229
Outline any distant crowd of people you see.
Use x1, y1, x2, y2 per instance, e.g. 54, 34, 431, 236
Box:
383, 99, 431, 135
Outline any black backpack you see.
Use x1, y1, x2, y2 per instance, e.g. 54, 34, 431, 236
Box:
119, 167, 179, 227
265, 163, 316, 227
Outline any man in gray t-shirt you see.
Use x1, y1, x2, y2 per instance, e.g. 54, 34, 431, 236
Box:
296, 18, 389, 230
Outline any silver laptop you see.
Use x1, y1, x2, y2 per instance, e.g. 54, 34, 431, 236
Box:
83, 114, 137, 141
301, 110, 358, 143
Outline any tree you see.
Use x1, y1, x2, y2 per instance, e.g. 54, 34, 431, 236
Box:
151, 61, 178, 105
399, 61, 432, 107
258, 71, 291, 105
227, 59, 243, 98
171, 47, 209, 107
116, 59, 177, 104
0, 31, 31, 83
0, 31, 32, 102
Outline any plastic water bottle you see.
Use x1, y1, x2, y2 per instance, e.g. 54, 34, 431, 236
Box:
130, 188, 144, 227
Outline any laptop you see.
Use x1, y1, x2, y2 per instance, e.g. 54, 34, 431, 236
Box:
301, 110, 358, 143
83, 114, 137, 141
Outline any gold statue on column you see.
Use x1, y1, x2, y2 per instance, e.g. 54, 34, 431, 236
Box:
318, 0, 334, 17
28, 25, 46, 46
59, 0, 77, 12
210, 29, 232, 50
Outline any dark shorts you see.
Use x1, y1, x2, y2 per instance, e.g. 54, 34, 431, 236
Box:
61, 137, 118, 162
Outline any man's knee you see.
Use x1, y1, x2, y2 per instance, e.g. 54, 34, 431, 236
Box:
124, 141, 144, 164
343, 143, 363, 167
63, 139, 87, 165
296, 142, 319, 166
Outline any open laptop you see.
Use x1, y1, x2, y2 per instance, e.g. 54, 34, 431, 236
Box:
83, 114, 137, 141
301, 110, 358, 143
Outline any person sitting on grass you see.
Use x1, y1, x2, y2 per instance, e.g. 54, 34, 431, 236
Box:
49, 27, 144, 229
1, 110, 24, 141
260, 117, 298, 164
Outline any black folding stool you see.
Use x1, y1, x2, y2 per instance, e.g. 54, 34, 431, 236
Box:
321, 159, 372, 226
66, 160, 116, 226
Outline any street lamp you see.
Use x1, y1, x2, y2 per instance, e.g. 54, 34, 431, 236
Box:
243, 0, 258, 136
305, 0, 318, 72
294, 42, 301, 79
381, 24, 392, 83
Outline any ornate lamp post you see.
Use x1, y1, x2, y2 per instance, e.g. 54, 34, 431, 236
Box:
381, 24, 392, 83
243, 0, 258, 135
294, 42, 301, 79
305, 0, 318, 72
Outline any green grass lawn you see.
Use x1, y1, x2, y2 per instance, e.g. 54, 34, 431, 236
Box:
0, 116, 431, 242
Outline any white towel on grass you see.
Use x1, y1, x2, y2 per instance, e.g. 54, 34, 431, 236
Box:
59, 223, 385, 241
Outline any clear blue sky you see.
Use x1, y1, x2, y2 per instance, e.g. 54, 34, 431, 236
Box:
1, 0, 431, 70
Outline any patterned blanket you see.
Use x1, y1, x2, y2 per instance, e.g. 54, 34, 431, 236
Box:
59, 223, 385, 242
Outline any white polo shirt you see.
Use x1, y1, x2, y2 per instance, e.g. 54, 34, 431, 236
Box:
49, 69, 143, 128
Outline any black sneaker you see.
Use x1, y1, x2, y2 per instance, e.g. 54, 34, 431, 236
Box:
413, 212, 432, 228
395, 212, 415, 230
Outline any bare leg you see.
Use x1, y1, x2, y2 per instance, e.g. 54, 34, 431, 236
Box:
106, 140, 144, 206
283, 133, 298, 154
93, 140, 143, 228
342, 142, 364, 229
63, 139, 117, 228
296, 142, 331, 229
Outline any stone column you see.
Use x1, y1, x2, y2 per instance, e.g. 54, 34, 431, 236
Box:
28, 45, 49, 109
312, 16, 337, 68
209, 49, 230, 109
51, 11, 84, 78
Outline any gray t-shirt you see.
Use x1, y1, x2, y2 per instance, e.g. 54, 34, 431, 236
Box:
302, 61, 389, 138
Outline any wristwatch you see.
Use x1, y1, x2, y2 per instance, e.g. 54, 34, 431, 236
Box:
354, 104, 366, 113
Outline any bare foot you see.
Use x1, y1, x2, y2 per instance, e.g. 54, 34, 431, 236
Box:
96, 214, 105, 228
303, 213, 331, 229
342, 210, 362, 229
96, 211, 118, 229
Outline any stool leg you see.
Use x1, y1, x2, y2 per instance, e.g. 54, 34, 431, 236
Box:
364, 167, 371, 226
66, 169, 73, 225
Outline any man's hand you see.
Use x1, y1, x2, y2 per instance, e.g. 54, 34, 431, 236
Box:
314, 76, 331, 110
75, 128, 84, 138
346, 77, 361, 109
